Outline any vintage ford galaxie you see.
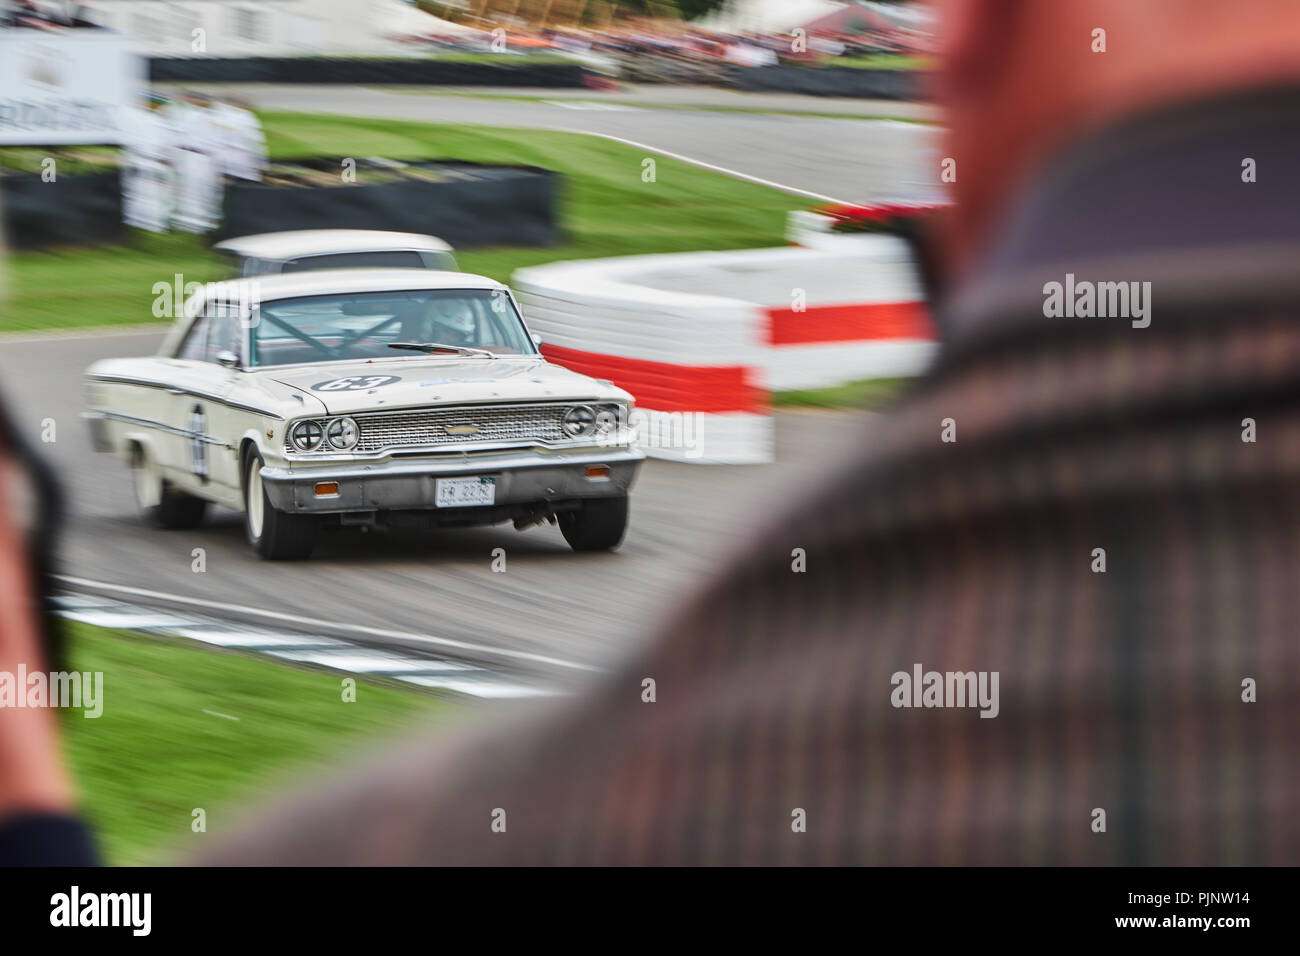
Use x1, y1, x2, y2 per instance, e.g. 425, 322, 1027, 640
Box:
84, 269, 643, 559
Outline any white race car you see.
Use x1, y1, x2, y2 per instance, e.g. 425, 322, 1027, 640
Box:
84, 269, 643, 559
213, 229, 458, 276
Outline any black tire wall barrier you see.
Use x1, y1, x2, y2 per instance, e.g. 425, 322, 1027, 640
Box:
148, 57, 930, 100
215, 161, 560, 248
1, 171, 124, 250
149, 57, 594, 87
727, 66, 928, 100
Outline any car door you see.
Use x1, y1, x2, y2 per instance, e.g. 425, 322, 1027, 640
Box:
152, 309, 212, 489
159, 303, 240, 498
196, 302, 249, 497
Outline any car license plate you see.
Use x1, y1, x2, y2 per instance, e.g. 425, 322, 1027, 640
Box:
435, 476, 496, 507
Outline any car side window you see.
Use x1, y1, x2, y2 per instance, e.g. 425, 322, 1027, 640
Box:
206, 305, 243, 364
176, 314, 211, 361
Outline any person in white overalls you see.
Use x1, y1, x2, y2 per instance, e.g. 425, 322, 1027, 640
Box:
120, 93, 173, 233
166, 92, 223, 233
211, 96, 267, 183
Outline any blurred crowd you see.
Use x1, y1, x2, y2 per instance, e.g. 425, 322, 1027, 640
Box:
3, 0, 932, 81
1, 0, 100, 29
120, 91, 266, 234
404, 19, 931, 79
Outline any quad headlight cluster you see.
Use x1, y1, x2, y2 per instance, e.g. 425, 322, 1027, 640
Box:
563, 404, 626, 439
291, 416, 359, 452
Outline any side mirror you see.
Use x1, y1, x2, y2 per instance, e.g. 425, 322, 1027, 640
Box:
531, 333, 543, 348
216, 350, 240, 368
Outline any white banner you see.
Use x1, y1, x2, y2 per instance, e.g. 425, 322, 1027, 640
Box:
0, 32, 145, 145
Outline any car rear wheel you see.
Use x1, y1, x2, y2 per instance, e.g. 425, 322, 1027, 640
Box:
558, 495, 629, 552
243, 449, 318, 560
131, 446, 206, 529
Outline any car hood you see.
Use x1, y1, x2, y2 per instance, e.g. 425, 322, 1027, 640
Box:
263, 357, 623, 414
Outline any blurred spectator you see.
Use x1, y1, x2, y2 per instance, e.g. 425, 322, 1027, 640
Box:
4, 0, 1299, 867
5, 0, 63, 29
164, 91, 223, 233
120, 90, 262, 234
184, 0, 1299, 865
0, 358, 94, 863
210, 96, 268, 183
121, 92, 173, 233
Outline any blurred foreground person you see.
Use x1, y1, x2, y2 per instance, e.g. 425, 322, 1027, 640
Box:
0, 398, 92, 864
3, 0, 1299, 865
191, 0, 1300, 865
0, 205, 94, 865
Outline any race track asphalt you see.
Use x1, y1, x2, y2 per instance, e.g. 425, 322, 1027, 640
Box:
1, 329, 876, 680
221, 84, 944, 204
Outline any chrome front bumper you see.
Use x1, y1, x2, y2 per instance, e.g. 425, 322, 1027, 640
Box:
260, 446, 644, 514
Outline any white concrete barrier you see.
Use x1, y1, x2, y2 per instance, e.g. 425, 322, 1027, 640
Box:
513, 237, 936, 464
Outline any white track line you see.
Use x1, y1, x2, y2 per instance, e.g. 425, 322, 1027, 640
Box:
55, 574, 597, 673
548, 127, 854, 204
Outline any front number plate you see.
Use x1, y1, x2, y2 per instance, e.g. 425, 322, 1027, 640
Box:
435, 476, 496, 507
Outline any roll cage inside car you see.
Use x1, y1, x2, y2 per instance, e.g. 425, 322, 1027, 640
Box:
174, 287, 538, 369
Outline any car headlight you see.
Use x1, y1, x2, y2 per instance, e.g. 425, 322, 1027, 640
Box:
562, 405, 596, 437
594, 407, 620, 433
325, 417, 359, 450
291, 420, 324, 452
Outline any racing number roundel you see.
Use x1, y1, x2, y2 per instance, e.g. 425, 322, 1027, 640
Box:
311, 375, 401, 392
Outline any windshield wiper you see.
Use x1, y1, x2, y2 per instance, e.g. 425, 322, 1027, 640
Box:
387, 341, 499, 359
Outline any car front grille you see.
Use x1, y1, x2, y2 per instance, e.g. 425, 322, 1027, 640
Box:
288, 404, 573, 455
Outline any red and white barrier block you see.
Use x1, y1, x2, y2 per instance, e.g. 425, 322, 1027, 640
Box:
513, 239, 936, 464
513, 255, 771, 463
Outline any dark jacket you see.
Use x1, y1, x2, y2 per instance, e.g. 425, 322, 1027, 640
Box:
197, 85, 1300, 865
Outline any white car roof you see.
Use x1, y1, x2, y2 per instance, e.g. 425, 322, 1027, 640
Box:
211, 268, 506, 302
212, 229, 454, 260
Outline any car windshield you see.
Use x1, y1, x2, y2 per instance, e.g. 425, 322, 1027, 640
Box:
249, 289, 534, 367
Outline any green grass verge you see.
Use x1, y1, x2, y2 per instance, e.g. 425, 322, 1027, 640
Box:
2, 111, 805, 334
5, 231, 227, 335
821, 54, 934, 70
60, 621, 455, 865
259, 110, 806, 278
0, 146, 119, 175
772, 377, 913, 411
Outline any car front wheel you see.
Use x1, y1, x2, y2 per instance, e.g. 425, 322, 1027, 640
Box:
558, 495, 629, 552
243, 449, 318, 560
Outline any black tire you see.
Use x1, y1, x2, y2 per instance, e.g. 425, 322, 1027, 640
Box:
243, 449, 318, 560
558, 495, 629, 552
132, 446, 206, 529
